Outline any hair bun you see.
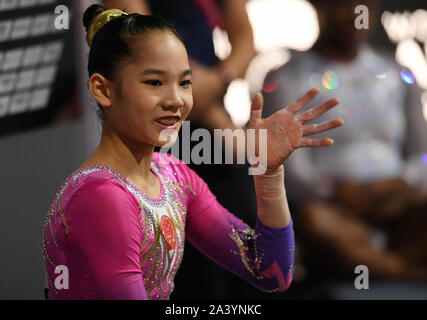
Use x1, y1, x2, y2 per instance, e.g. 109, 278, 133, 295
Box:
83, 4, 106, 31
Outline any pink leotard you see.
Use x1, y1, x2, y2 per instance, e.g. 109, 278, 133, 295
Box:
43, 152, 294, 299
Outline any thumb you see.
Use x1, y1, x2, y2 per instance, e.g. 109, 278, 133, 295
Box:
249, 93, 264, 124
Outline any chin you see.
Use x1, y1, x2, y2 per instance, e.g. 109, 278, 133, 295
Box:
155, 129, 179, 148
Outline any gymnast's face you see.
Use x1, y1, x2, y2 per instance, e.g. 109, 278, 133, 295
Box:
103, 31, 193, 147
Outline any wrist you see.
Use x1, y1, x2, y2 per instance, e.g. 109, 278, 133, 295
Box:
264, 165, 284, 176
251, 164, 284, 177
253, 165, 285, 199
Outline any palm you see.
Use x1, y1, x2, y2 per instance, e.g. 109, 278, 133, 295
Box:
247, 88, 344, 170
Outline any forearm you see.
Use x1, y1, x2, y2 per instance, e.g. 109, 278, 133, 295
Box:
221, 0, 256, 79
219, 36, 256, 80
186, 200, 294, 292
253, 165, 291, 228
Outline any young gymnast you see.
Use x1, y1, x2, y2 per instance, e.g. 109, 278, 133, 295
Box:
42, 5, 343, 299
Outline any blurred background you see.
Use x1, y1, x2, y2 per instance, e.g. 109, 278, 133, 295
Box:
0, 0, 426, 299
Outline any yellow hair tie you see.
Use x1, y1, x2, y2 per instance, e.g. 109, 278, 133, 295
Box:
86, 9, 128, 47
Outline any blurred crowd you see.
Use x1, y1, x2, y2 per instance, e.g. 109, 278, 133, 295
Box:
99, 0, 427, 300
4, 0, 423, 299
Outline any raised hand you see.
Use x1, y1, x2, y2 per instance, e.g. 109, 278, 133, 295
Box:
247, 88, 344, 171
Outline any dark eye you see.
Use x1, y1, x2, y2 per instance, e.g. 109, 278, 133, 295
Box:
180, 80, 192, 87
145, 80, 162, 86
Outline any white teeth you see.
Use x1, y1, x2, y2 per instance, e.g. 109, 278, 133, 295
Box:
156, 118, 178, 126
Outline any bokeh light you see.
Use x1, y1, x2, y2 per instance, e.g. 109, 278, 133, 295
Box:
212, 27, 231, 61
226, 49, 290, 126
262, 79, 278, 93
246, 0, 319, 52
381, 9, 427, 44
400, 67, 415, 84
219, 0, 318, 127
223, 79, 251, 128
374, 73, 387, 79
321, 71, 339, 90
392, 29, 427, 90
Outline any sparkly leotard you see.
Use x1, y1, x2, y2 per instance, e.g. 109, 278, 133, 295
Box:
43, 152, 294, 299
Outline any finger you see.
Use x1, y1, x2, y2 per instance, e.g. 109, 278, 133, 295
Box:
302, 118, 344, 136
297, 137, 334, 148
286, 88, 320, 114
296, 98, 339, 124
249, 93, 264, 123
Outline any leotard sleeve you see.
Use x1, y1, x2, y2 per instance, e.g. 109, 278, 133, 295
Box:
65, 178, 148, 299
179, 163, 295, 292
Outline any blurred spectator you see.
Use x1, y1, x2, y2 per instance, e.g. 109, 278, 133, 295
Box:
262, 0, 427, 284
102, 0, 264, 299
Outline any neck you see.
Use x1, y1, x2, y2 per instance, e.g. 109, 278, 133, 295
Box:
94, 122, 155, 181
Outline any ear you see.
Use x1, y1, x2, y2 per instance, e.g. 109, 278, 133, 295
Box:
88, 73, 113, 108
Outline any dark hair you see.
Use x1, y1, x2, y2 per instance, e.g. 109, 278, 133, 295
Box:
83, 4, 183, 121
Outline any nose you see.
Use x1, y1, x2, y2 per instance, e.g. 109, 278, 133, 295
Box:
162, 84, 184, 111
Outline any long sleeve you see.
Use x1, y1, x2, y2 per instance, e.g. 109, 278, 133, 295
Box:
180, 163, 295, 292
65, 178, 148, 299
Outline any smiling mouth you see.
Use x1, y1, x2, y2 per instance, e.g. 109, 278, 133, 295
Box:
155, 117, 180, 126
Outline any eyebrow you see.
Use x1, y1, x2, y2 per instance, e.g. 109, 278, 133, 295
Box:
141, 69, 192, 76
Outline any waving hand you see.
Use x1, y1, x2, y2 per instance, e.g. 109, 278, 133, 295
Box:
248, 88, 344, 171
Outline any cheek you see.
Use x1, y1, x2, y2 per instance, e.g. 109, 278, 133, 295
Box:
130, 92, 159, 117
183, 92, 193, 115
